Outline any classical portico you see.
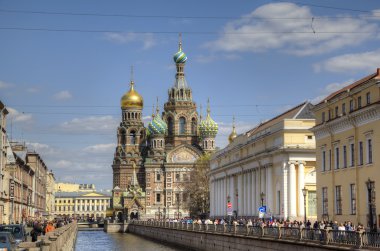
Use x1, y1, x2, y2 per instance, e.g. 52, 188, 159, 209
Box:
210, 102, 317, 220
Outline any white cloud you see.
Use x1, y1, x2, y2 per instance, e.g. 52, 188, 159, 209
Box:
27, 87, 39, 93
58, 115, 118, 133
314, 49, 380, 73
206, 2, 378, 56
104, 32, 156, 49
83, 143, 116, 153
311, 79, 354, 104
0, 80, 13, 89
55, 160, 73, 169
7, 107, 33, 122
54, 90, 72, 100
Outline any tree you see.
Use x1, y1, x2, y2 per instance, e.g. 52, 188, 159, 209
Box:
183, 153, 211, 218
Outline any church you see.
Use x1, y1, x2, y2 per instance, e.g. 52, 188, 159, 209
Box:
110, 38, 218, 220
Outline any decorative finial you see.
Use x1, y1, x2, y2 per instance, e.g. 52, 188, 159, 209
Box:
130, 65, 134, 83
151, 101, 155, 118
179, 33, 182, 51
232, 115, 235, 129
200, 104, 203, 121
207, 98, 210, 116
156, 96, 160, 115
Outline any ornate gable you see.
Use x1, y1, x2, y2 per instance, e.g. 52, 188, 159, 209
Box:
166, 144, 202, 163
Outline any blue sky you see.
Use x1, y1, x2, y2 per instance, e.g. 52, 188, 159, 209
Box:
1, 0, 380, 190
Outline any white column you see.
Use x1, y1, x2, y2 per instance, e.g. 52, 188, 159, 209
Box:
210, 180, 214, 216
238, 174, 243, 216
255, 169, 260, 213
248, 171, 252, 216
288, 162, 297, 218
282, 162, 288, 219
298, 162, 305, 218
266, 166, 273, 215
243, 173, 247, 216
252, 170, 256, 215
261, 167, 266, 206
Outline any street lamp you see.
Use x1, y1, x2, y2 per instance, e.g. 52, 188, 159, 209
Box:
260, 192, 265, 207
366, 178, 376, 232
158, 207, 161, 220
302, 187, 308, 223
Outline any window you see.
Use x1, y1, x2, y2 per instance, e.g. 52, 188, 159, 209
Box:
350, 143, 355, 167
335, 106, 339, 118
322, 150, 326, 171
342, 103, 346, 115
335, 186, 342, 215
335, 147, 340, 169
191, 118, 197, 135
358, 96, 362, 109
179, 117, 186, 134
359, 141, 363, 165
350, 184, 356, 215
167, 117, 173, 135
343, 145, 347, 168
328, 110, 331, 120
156, 173, 161, 182
175, 193, 180, 204
175, 173, 180, 182
322, 112, 325, 123
183, 173, 188, 181
156, 193, 161, 203
328, 149, 332, 170
322, 187, 328, 215
368, 139, 373, 164
350, 100, 354, 112
366, 92, 371, 105
130, 130, 136, 145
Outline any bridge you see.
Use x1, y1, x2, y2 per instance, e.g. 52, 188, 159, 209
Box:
126, 221, 380, 251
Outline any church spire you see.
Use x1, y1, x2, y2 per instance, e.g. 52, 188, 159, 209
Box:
228, 116, 237, 143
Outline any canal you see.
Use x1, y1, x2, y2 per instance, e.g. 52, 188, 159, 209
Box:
75, 230, 183, 251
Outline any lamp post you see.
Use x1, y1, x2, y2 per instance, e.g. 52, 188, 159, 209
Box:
260, 192, 265, 207
366, 178, 375, 232
302, 187, 308, 223
158, 207, 161, 220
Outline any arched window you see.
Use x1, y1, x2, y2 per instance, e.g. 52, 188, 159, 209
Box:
179, 117, 186, 134
191, 118, 197, 135
121, 130, 126, 145
130, 130, 136, 145
168, 117, 173, 136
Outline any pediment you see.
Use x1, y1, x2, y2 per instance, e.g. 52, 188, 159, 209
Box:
82, 192, 106, 197
166, 144, 201, 163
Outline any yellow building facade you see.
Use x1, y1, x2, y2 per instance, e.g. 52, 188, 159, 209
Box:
210, 103, 317, 221
311, 68, 380, 229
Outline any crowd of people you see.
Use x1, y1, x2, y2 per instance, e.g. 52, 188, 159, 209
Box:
29, 217, 75, 242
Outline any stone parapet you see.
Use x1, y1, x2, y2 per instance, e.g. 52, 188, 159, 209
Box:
18, 222, 77, 251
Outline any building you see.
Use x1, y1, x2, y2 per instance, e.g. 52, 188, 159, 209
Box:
209, 102, 317, 221
0, 101, 9, 223
311, 68, 380, 229
110, 38, 218, 220
45, 170, 56, 219
54, 191, 111, 221
55, 183, 96, 193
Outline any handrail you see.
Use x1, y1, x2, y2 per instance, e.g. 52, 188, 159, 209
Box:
129, 221, 380, 249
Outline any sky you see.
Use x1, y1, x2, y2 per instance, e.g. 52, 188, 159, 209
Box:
1, 0, 380, 190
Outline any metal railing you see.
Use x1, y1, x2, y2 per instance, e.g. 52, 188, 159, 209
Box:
130, 221, 380, 249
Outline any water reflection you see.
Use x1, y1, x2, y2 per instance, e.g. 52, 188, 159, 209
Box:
75, 231, 182, 251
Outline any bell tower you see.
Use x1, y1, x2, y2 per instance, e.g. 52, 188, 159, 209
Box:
112, 68, 146, 190
163, 35, 199, 148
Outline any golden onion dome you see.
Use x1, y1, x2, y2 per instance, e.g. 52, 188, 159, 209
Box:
228, 127, 237, 143
120, 81, 143, 109
228, 116, 237, 143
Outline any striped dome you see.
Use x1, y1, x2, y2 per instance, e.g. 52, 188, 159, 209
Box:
199, 114, 218, 139
173, 49, 187, 64
148, 114, 167, 135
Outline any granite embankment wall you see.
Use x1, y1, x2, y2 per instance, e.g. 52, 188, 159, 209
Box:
18, 222, 77, 251
127, 224, 364, 251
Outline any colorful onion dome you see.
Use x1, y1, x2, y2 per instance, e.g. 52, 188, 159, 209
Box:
120, 81, 143, 109
173, 49, 187, 64
199, 101, 218, 138
148, 114, 167, 135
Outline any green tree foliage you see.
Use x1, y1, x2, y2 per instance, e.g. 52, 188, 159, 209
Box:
183, 153, 211, 217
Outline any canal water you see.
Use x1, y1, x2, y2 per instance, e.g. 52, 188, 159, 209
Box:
75, 230, 183, 251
